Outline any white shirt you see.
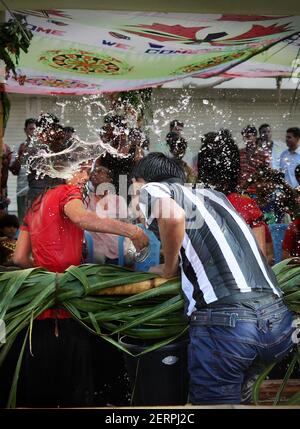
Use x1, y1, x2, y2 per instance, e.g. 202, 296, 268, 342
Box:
279, 149, 300, 187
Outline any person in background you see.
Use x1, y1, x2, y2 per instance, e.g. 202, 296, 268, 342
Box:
9, 118, 37, 223
166, 132, 196, 184
128, 110, 150, 159
282, 166, 300, 259
198, 129, 272, 263
239, 125, 269, 194
282, 215, 300, 259
168, 119, 184, 138
99, 115, 141, 200
294, 164, 300, 205
24, 113, 65, 207
62, 126, 75, 149
87, 157, 129, 264
0, 142, 12, 212
279, 127, 300, 188
132, 152, 294, 405
258, 123, 286, 170
251, 168, 296, 225
0, 214, 19, 266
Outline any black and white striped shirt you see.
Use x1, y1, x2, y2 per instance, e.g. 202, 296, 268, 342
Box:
139, 181, 281, 315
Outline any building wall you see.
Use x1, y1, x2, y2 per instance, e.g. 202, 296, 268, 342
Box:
4, 88, 300, 214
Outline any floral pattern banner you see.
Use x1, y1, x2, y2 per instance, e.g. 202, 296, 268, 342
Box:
3, 10, 300, 94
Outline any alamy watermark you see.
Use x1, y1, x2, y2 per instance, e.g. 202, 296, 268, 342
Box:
292, 318, 300, 344
91, 176, 205, 230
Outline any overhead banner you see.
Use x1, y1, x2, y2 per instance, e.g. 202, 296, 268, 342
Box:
3, 10, 300, 94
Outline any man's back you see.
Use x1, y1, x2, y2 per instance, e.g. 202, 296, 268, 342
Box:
140, 182, 280, 313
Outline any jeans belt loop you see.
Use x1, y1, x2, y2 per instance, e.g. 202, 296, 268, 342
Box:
207, 309, 212, 325
229, 313, 238, 327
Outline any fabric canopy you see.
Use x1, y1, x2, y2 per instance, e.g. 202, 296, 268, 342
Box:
4, 9, 300, 94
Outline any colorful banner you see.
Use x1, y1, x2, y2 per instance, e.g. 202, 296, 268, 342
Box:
3, 10, 300, 94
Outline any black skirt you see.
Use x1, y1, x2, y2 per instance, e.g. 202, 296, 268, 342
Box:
0, 318, 129, 408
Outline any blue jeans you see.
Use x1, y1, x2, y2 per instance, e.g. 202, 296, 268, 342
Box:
188, 297, 295, 404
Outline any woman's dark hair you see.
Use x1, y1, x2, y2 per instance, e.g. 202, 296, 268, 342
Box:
0, 214, 19, 234
198, 130, 240, 194
24, 118, 37, 129
131, 152, 186, 183
295, 164, 300, 180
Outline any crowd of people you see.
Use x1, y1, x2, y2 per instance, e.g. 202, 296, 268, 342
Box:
0, 110, 299, 406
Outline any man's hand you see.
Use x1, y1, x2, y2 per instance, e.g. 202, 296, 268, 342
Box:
131, 227, 149, 251
149, 263, 179, 279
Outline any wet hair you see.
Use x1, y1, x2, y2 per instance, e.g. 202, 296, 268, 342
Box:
131, 152, 186, 183
198, 130, 240, 194
0, 214, 19, 235
251, 167, 285, 185
169, 119, 184, 130
252, 167, 297, 217
286, 127, 300, 138
166, 132, 187, 150
104, 114, 126, 127
241, 125, 258, 136
24, 118, 37, 129
258, 123, 271, 134
36, 113, 60, 129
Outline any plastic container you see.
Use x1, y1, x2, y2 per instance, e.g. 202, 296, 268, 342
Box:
119, 336, 189, 406
268, 223, 288, 264
118, 224, 161, 272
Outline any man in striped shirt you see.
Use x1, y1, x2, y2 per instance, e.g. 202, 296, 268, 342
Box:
132, 152, 295, 405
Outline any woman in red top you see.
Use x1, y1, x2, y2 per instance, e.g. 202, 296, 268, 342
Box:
282, 218, 300, 259
1, 164, 148, 408
198, 129, 274, 264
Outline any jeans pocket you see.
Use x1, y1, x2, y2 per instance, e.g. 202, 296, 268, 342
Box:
267, 308, 291, 327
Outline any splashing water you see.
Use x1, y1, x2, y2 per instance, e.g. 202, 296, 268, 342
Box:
25, 136, 129, 180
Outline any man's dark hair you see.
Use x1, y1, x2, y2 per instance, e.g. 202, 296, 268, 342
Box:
63, 126, 75, 133
241, 125, 257, 136
131, 152, 185, 183
24, 118, 37, 129
169, 119, 184, 130
0, 214, 19, 232
286, 127, 300, 138
258, 123, 270, 134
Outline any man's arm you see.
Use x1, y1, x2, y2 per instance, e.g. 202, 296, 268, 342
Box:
13, 230, 34, 268
64, 199, 149, 251
252, 224, 267, 258
149, 198, 185, 278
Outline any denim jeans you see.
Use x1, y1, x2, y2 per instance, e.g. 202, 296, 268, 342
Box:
188, 296, 295, 404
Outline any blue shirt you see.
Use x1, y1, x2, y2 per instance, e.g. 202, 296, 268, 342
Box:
279, 149, 300, 187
